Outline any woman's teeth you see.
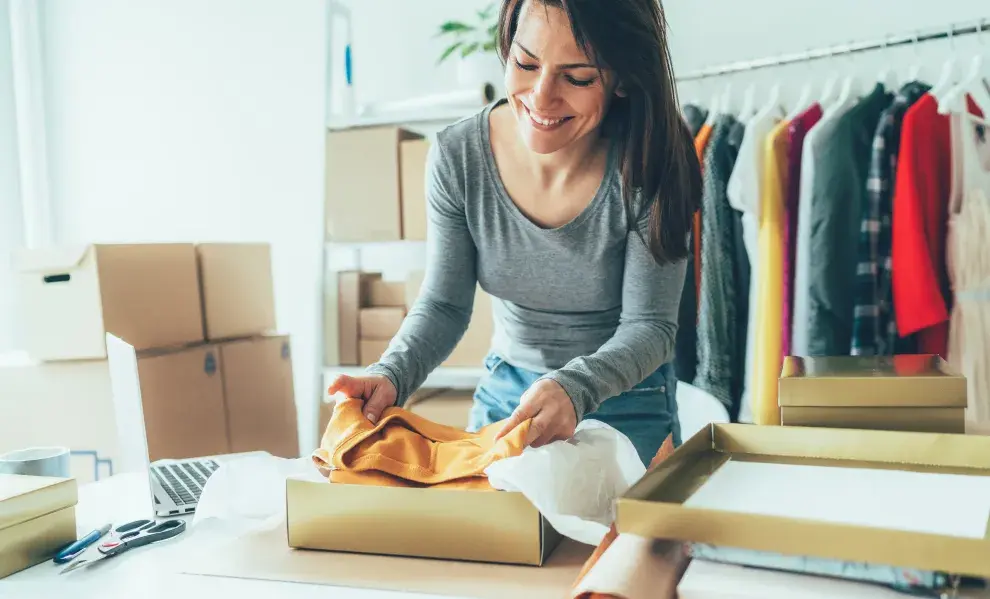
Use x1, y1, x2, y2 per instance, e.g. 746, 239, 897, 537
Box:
531, 113, 564, 126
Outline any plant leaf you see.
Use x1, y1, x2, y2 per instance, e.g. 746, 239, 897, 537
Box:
478, 3, 495, 21
482, 41, 497, 52
438, 41, 464, 64
461, 42, 480, 58
437, 21, 473, 35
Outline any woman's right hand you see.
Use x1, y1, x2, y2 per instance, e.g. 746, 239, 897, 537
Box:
327, 374, 397, 424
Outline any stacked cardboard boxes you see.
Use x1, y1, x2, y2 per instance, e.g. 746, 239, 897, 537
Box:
778, 354, 967, 433
3, 243, 299, 482
325, 127, 430, 242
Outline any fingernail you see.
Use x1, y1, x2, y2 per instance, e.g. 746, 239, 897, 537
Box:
366, 413, 377, 424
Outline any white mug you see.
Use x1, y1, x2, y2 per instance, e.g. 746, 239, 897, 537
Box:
0, 446, 71, 478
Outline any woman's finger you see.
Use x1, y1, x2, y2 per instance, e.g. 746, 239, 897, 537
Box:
363, 384, 394, 424
327, 375, 366, 399
496, 399, 538, 441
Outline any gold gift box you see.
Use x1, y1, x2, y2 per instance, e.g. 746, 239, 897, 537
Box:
777, 354, 966, 433
616, 423, 990, 578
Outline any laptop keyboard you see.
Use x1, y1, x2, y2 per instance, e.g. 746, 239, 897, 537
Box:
151, 459, 220, 506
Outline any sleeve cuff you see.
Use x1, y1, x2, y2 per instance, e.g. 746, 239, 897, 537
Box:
538, 371, 595, 423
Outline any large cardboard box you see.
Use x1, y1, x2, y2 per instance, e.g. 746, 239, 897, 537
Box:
367, 279, 406, 307
286, 477, 561, 565
777, 355, 967, 433
219, 335, 298, 458
359, 307, 405, 340
196, 243, 276, 341
12, 244, 204, 360
132, 344, 231, 462
405, 271, 492, 367
325, 127, 424, 242
617, 423, 990, 578
0, 475, 77, 579
399, 138, 430, 241
0, 356, 118, 484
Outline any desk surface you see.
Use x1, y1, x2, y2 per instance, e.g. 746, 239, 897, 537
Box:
0, 472, 467, 599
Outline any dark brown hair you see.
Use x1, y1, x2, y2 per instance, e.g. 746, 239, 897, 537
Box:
497, 0, 701, 265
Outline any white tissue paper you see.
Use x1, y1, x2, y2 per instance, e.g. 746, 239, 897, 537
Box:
192, 453, 322, 532
484, 419, 646, 546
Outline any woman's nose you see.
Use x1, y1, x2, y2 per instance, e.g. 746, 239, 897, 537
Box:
530, 69, 558, 109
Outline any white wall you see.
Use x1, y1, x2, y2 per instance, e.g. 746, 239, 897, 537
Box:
0, 0, 24, 354
40, 0, 327, 452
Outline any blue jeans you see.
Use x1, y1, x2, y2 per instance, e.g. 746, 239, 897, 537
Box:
468, 352, 681, 465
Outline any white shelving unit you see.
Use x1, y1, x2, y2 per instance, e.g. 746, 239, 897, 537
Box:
322, 366, 485, 401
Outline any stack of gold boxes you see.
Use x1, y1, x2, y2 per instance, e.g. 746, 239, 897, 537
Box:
778, 354, 967, 433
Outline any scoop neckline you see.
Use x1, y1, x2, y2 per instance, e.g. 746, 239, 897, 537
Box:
478, 99, 617, 235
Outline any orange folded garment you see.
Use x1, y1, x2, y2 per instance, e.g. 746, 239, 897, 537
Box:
312, 397, 531, 491
572, 434, 678, 599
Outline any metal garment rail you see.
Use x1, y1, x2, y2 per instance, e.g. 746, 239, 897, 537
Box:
676, 17, 990, 82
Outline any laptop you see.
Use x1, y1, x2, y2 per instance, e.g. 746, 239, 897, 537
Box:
106, 333, 265, 517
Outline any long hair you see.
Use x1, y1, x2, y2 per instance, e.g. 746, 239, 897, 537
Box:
497, 0, 701, 265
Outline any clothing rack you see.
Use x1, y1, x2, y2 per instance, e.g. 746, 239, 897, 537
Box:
677, 17, 990, 82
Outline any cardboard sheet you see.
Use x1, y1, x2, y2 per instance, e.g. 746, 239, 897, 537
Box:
179, 521, 591, 599
571, 535, 685, 599
684, 460, 990, 539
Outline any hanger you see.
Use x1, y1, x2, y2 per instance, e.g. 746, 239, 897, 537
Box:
907, 32, 923, 82
719, 80, 734, 117
819, 48, 840, 108
829, 42, 861, 112
703, 83, 720, 127
785, 48, 814, 119
738, 82, 757, 124
938, 20, 990, 115
930, 25, 959, 102
876, 35, 899, 92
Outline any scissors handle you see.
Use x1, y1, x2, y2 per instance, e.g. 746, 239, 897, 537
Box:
101, 520, 186, 557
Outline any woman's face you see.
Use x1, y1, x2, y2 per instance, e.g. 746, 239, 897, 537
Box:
504, 1, 621, 155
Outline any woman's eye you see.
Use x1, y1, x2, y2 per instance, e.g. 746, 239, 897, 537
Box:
566, 76, 596, 87
513, 59, 538, 71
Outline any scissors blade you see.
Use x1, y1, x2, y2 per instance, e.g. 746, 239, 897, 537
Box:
59, 550, 110, 574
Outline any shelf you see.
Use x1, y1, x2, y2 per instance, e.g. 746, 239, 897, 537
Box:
322, 365, 485, 399
326, 107, 474, 131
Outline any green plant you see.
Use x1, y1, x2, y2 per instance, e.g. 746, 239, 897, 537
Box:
435, 3, 498, 64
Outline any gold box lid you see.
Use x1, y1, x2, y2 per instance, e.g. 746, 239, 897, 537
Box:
778, 354, 966, 408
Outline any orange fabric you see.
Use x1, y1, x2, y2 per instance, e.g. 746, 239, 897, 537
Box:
572, 434, 677, 599
312, 398, 531, 490
693, 124, 714, 315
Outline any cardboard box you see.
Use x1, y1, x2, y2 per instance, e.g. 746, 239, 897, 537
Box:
367, 279, 406, 307
0, 357, 118, 484
617, 423, 990, 578
780, 406, 966, 433
219, 335, 298, 458
0, 475, 77, 579
325, 127, 424, 242
285, 477, 562, 565
129, 343, 231, 462
407, 389, 473, 430
400, 138, 430, 241
12, 244, 204, 360
406, 271, 492, 367
196, 243, 276, 341
336, 272, 381, 366
359, 339, 391, 367
359, 307, 405, 340
778, 354, 967, 408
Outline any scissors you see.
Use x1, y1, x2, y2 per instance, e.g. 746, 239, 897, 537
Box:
60, 519, 186, 574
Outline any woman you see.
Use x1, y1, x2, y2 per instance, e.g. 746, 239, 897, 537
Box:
329, 0, 700, 464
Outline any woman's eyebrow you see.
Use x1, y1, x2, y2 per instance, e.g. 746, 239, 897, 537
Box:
513, 41, 595, 69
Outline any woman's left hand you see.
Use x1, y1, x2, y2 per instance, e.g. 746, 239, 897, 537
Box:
495, 378, 578, 448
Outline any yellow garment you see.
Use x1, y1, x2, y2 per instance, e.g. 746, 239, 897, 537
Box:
752, 120, 790, 426
312, 398, 531, 490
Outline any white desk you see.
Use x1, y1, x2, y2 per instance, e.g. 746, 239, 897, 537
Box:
0, 472, 460, 599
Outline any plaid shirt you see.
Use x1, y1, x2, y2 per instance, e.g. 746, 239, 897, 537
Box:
851, 82, 929, 356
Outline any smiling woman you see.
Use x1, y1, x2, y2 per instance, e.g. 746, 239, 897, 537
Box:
329, 0, 701, 466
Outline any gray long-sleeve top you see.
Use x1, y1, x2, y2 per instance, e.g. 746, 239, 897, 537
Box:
366, 101, 686, 421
